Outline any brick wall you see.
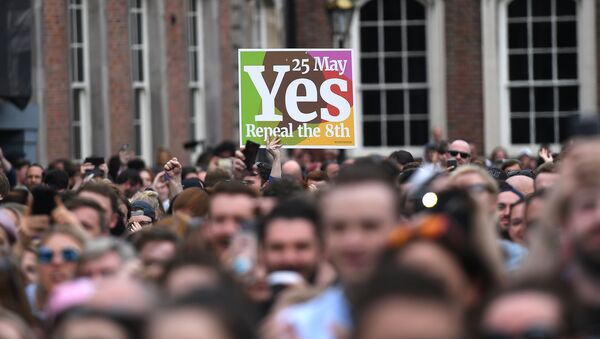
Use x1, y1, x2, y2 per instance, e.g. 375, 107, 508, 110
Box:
164, 0, 189, 163
43, 0, 70, 161
445, 0, 484, 151
106, 0, 132, 154
220, 0, 235, 141
295, 0, 332, 48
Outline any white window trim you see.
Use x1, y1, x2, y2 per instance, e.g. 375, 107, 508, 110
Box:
482, 0, 596, 156
68, 0, 92, 160
348, 0, 446, 158
188, 0, 207, 163
130, 0, 152, 164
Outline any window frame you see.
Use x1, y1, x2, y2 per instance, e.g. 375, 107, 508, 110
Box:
482, 0, 596, 155
68, 0, 92, 161
129, 0, 152, 163
348, 0, 446, 157
187, 0, 207, 163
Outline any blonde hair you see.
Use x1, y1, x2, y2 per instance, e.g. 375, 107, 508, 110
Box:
450, 165, 499, 195
131, 190, 163, 216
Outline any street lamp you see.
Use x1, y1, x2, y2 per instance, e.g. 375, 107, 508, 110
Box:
327, 0, 354, 48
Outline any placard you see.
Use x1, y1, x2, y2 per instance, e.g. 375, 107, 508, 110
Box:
239, 49, 356, 148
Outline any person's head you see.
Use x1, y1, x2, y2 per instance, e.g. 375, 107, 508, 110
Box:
25, 164, 44, 189
132, 227, 179, 282
131, 190, 163, 218
352, 265, 463, 339
0, 172, 9, 201
37, 225, 88, 295
43, 169, 69, 192
490, 146, 508, 164
0, 308, 35, 339
14, 159, 30, 186
534, 162, 559, 191
78, 182, 120, 231
322, 162, 399, 286
450, 165, 499, 216
78, 237, 136, 282
321, 161, 340, 180
115, 169, 143, 198
162, 251, 230, 297
481, 282, 572, 339
146, 288, 258, 339
258, 197, 321, 282
498, 182, 524, 232
139, 169, 154, 190
387, 213, 497, 310
17, 246, 38, 286
65, 198, 108, 237
282, 160, 303, 181
305, 170, 328, 189
172, 187, 209, 218
0, 255, 34, 326
128, 200, 156, 231
206, 182, 257, 257
388, 150, 414, 171
506, 174, 535, 197
52, 308, 144, 339
525, 190, 546, 235
447, 139, 471, 166
500, 159, 520, 173
509, 199, 527, 246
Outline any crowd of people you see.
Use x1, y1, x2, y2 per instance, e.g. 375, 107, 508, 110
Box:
0, 129, 599, 339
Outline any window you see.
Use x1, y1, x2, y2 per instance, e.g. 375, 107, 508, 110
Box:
506, 0, 579, 144
68, 0, 91, 160
187, 0, 206, 160
358, 0, 429, 147
129, 0, 151, 160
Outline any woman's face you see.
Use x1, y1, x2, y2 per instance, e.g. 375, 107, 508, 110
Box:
38, 234, 83, 292
21, 250, 38, 285
147, 309, 231, 339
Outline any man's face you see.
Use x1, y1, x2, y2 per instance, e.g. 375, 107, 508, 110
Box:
482, 292, 562, 339
78, 191, 117, 230
535, 172, 559, 191
155, 181, 169, 202
206, 194, 255, 256
509, 202, 526, 245
140, 240, 177, 281
447, 141, 471, 166
140, 171, 152, 189
243, 174, 262, 193
357, 298, 461, 339
498, 191, 520, 230
71, 207, 104, 237
262, 218, 320, 281
325, 163, 340, 179
79, 250, 124, 282
17, 165, 29, 184
565, 188, 600, 266
323, 183, 397, 285
26, 166, 43, 188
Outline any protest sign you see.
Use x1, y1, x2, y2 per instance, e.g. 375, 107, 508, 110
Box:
239, 49, 356, 148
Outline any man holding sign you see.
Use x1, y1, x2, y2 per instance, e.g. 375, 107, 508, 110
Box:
239, 49, 356, 148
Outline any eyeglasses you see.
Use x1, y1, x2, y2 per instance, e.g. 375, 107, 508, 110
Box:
482, 326, 559, 339
37, 246, 80, 264
449, 150, 471, 158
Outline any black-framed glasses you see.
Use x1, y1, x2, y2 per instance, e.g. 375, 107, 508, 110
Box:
37, 246, 80, 264
448, 150, 471, 158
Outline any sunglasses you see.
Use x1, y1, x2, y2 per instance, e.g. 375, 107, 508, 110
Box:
482, 326, 559, 339
37, 246, 80, 264
449, 150, 471, 158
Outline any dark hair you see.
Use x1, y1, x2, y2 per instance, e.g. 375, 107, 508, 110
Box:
162, 249, 228, 287
501, 159, 521, 172
262, 178, 305, 200
212, 141, 237, 158
126, 158, 147, 171
172, 187, 209, 217
44, 169, 70, 190
203, 169, 232, 189
3, 188, 29, 205
78, 182, 120, 216
14, 159, 30, 170
335, 160, 397, 186
153, 287, 258, 339
115, 169, 142, 187
0, 172, 9, 200
258, 197, 320, 243
306, 170, 328, 183
0, 255, 35, 325
131, 227, 180, 253
389, 150, 414, 165
53, 307, 145, 339
181, 166, 198, 179
534, 162, 557, 176
352, 265, 455, 337
27, 163, 45, 178
48, 159, 77, 178
211, 181, 258, 199
65, 198, 108, 233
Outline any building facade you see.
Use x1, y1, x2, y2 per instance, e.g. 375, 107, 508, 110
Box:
0, 0, 598, 165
